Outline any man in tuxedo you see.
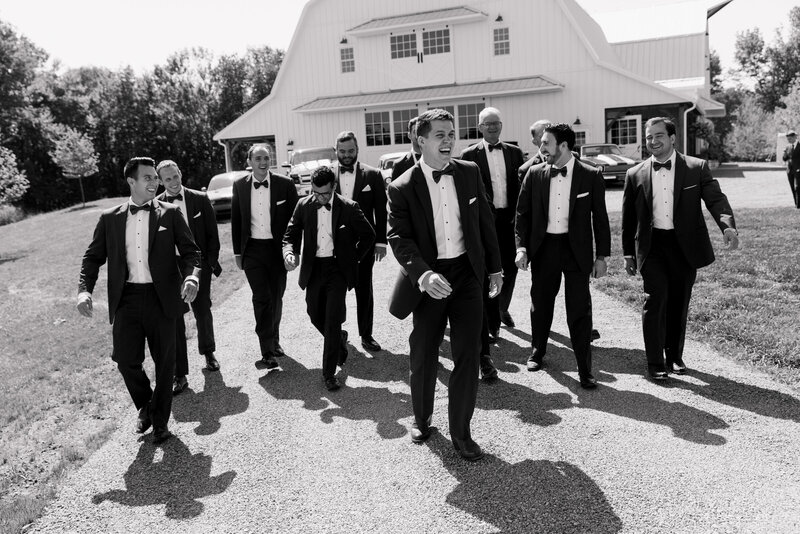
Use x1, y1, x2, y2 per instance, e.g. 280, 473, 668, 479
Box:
460, 108, 524, 370
283, 166, 375, 391
388, 108, 502, 461
391, 116, 421, 181
622, 117, 739, 380
156, 160, 222, 395
515, 123, 610, 389
77, 156, 201, 444
517, 119, 551, 181
231, 144, 299, 369
782, 130, 800, 208
334, 131, 387, 353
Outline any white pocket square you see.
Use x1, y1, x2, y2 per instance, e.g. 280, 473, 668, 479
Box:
362, 185, 372, 192
158, 226, 168, 232
683, 184, 698, 190
576, 192, 589, 199
339, 225, 346, 229
469, 197, 477, 204
277, 199, 286, 205
193, 212, 201, 218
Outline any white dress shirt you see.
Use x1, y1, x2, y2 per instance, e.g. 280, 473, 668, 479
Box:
250, 173, 273, 239
126, 199, 154, 283
546, 157, 575, 234
338, 164, 356, 200
420, 158, 465, 259
483, 139, 508, 208
651, 151, 677, 230
315, 196, 335, 258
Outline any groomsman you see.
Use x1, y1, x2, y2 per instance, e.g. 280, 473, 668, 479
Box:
77, 156, 201, 443
782, 130, 800, 208
283, 166, 375, 391
392, 117, 421, 181
231, 144, 298, 369
388, 108, 502, 461
518, 119, 551, 180
156, 160, 222, 395
622, 117, 738, 380
515, 124, 610, 389
334, 131, 387, 353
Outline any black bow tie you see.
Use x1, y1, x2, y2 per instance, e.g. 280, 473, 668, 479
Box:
549, 166, 567, 178
165, 193, 182, 203
253, 179, 268, 189
653, 160, 672, 172
432, 164, 454, 183
339, 165, 355, 174
317, 202, 331, 211
487, 143, 502, 152
129, 203, 153, 214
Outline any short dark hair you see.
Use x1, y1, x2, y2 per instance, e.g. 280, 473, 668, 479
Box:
311, 165, 336, 187
407, 116, 419, 135
645, 117, 677, 137
247, 144, 271, 160
124, 157, 156, 180
156, 159, 180, 176
544, 123, 576, 150
416, 109, 454, 138
335, 131, 358, 148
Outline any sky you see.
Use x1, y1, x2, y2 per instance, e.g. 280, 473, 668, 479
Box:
0, 0, 795, 76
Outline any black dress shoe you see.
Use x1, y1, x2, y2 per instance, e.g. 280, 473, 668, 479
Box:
527, 355, 543, 372
204, 352, 220, 371
668, 359, 688, 375
260, 353, 279, 369
500, 311, 515, 328
361, 336, 381, 352
648, 367, 669, 381
135, 407, 151, 434
324, 376, 341, 391
580, 376, 598, 389
480, 356, 498, 381
172, 375, 188, 395
452, 438, 484, 461
591, 329, 601, 341
410, 424, 431, 444
488, 329, 499, 344
153, 427, 172, 444
274, 344, 286, 357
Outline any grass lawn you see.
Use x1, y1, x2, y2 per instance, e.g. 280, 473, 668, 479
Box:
0, 198, 243, 533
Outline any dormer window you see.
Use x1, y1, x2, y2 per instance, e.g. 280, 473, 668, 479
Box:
494, 27, 510, 55
340, 47, 355, 73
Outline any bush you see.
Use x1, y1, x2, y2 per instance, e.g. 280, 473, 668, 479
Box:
0, 204, 26, 226
0, 146, 30, 204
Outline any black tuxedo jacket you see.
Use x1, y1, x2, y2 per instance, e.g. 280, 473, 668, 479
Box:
621, 152, 736, 270
79, 201, 202, 323
231, 171, 299, 256
336, 162, 387, 244
783, 143, 800, 174
391, 152, 419, 182
387, 159, 502, 319
516, 159, 611, 274
282, 194, 375, 290
459, 141, 524, 222
157, 187, 221, 276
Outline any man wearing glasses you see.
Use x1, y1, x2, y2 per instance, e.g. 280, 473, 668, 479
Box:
283, 166, 375, 391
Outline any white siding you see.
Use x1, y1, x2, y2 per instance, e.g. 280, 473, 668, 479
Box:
612, 34, 706, 83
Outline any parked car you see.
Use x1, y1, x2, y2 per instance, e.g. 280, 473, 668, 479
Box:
579, 143, 640, 185
378, 151, 409, 184
282, 146, 336, 196
204, 170, 249, 218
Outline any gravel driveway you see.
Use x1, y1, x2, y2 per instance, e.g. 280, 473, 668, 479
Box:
28, 165, 800, 533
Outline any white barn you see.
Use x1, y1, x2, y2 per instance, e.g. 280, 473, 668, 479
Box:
214, 0, 728, 171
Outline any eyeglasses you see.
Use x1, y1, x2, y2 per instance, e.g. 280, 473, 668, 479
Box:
480, 121, 502, 128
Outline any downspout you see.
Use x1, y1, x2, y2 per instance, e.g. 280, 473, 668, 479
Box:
683, 101, 697, 155
217, 139, 232, 172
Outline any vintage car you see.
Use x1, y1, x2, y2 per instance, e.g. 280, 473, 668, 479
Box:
204, 170, 250, 218
579, 143, 639, 185
281, 146, 337, 196
378, 151, 409, 184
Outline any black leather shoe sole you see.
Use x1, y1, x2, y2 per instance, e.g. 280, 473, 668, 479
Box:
361, 337, 381, 352
172, 377, 188, 395
453, 439, 484, 461
481, 367, 499, 381
204, 354, 220, 371
527, 360, 543, 372
153, 427, 172, 444
325, 377, 341, 391
580, 378, 598, 389
135, 418, 152, 434
260, 355, 279, 369
648, 371, 669, 381
410, 427, 431, 444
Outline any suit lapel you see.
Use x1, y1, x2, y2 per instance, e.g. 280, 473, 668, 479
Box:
331, 194, 342, 242
308, 199, 319, 252
568, 161, 581, 218
411, 166, 437, 246
184, 189, 198, 235
352, 164, 366, 199
642, 162, 653, 214
115, 204, 129, 266
541, 167, 551, 216
454, 163, 470, 225
267, 172, 278, 226
672, 154, 686, 211
148, 202, 160, 251
242, 174, 253, 228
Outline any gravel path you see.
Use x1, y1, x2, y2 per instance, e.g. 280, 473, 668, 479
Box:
28, 166, 800, 533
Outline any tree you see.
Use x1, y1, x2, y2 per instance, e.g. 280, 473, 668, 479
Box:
725, 94, 775, 161
709, 49, 723, 94
48, 125, 99, 206
0, 20, 47, 141
0, 146, 29, 204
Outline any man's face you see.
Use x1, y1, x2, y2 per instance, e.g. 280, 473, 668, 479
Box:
539, 132, 566, 166
419, 120, 455, 169
128, 165, 159, 204
336, 139, 358, 167
409, 125, 420, 153
158, 166, 183, 195
478, 111, 502, 145
645, 122, 675, 161
788, 134, 797, 145
531, 126, 545, 148
311, 182, 334, 205
248, 147, 271, 180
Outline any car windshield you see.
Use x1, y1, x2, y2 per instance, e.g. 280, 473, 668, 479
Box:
583, 145, 623, 157
291, 149, 335, 164
207, 175, 233, 190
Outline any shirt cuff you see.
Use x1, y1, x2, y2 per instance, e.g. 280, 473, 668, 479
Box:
623, 255, 634, 259
185, 275, 199, 284
516, 247, 527, 254
375, 243, 387, 249
78, 291, 92, 300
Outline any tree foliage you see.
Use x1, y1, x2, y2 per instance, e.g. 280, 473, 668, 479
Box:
724, 94, 775, 162
0, 145, 29, 204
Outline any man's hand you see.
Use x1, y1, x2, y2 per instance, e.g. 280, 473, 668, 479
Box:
420, 272, 452, 299
76, 293, 93, 318
723, 228, 740, 251
235, 255, 243, 270
374, 246, 387, 262
488, 273, 504, 298
515, 250, 528, 270
624, 257, 637, 276
592, 258, 608, 279
284, 253, 298, 271
181, 279, 198, 303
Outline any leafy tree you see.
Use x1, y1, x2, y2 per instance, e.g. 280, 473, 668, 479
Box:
0, 20, 47, 141
774, 79, 800, 132
0, 146, 29, 204
48, 124, 99, 206
725, 94, 775, 161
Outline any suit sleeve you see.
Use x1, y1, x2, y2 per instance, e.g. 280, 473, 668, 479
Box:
231, 180, 242, 255
621, 169, 637, 257
173, 209, 202, 279
698, 161, 736, 232
352, 203, 376, 261
370, 170, 388, 244
474, 167, 502, 273
590, 168, 611, 257
201, 193, 221, 271
515, 169, 533, 250
79, 213, 109, 295
387, 183, 432, 285
282, 201, 304, 259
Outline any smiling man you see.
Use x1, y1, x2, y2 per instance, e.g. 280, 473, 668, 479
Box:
77, 156, 201, 444
387, 108, 502, 461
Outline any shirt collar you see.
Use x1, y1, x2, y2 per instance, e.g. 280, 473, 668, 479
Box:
253, 171, 270, 185
419, 157, 451, 182
553, 155, 575, 174
129, 198, 153, 208
651, 150, 676, 168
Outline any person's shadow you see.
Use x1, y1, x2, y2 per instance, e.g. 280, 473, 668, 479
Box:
425, 434, 623, 534
171, 370, 250, 435
92, 437, 236, 519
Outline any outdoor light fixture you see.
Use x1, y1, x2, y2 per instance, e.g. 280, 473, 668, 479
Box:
340, 37, 348, 44
287, 139, 294, 146
495, 14, 503, 22
574, 117, 581, 125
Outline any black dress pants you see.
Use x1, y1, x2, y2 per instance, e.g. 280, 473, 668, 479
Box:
494, 208, 518, 316
112, 283, 176, 428
409, 255, 482, 441
175, 264, 215, 377
354, 247, 375, 338
243, 239, 287, 356
306, 258, 347, 379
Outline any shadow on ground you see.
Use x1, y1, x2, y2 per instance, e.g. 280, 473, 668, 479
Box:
172, 370, 249, 435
